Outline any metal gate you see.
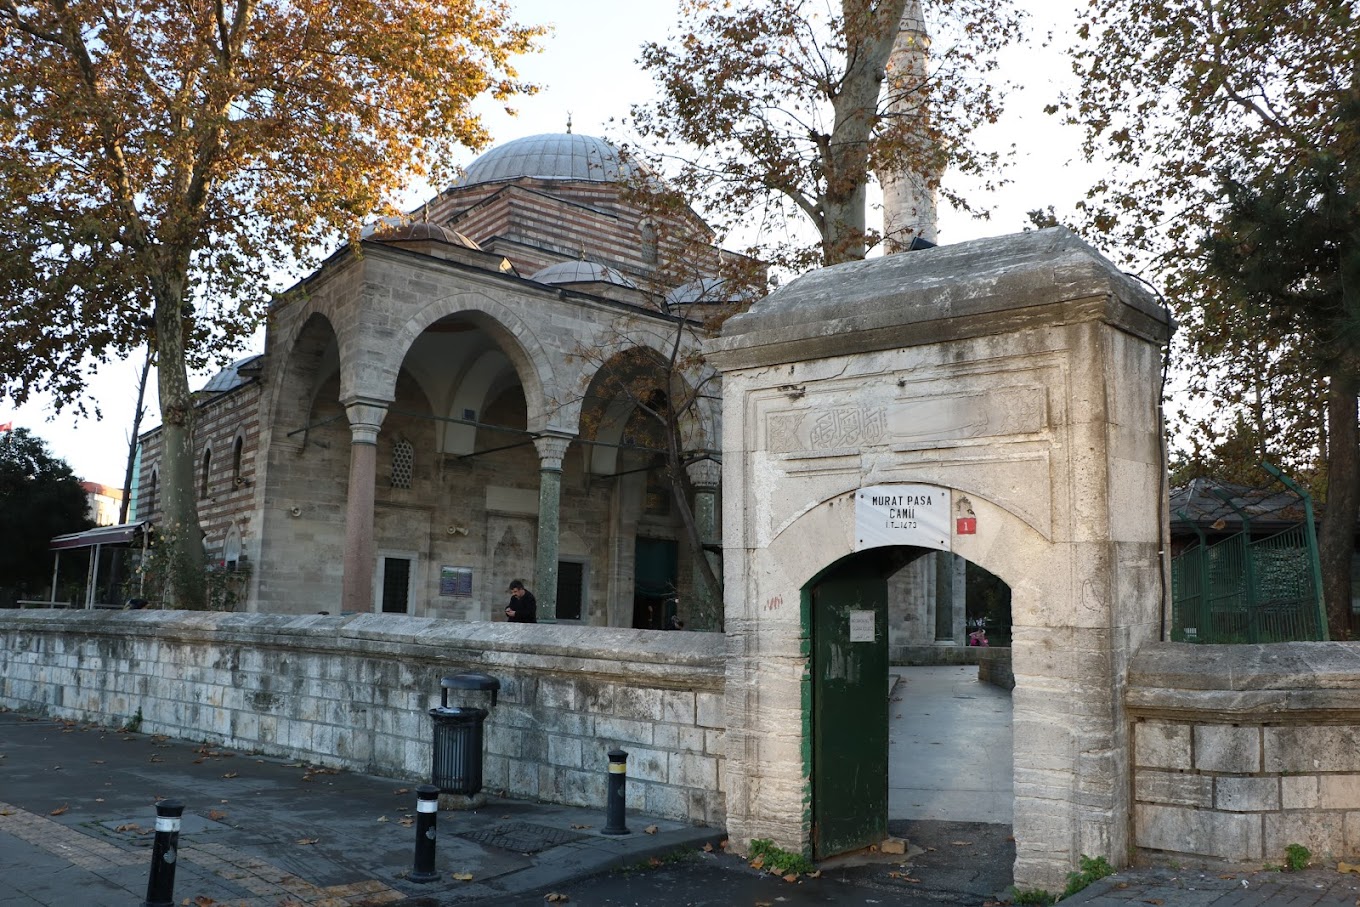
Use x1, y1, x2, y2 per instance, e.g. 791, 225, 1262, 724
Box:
810, 560, 888, 858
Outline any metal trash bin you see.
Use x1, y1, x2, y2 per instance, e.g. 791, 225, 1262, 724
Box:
430, 672, 501, 797
429, 706, 489, 795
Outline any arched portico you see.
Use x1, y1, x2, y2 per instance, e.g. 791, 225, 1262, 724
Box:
709, 228, 1174, 891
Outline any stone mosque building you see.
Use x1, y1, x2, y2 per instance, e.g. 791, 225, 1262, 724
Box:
134, 131, 752, 627
133, 1, 978, 643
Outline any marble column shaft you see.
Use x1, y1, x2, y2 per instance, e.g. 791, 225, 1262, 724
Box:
341, 400, 388, 614
532, 433, 573, 621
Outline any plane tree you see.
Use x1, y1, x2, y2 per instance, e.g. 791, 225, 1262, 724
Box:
0, 0, 541, 607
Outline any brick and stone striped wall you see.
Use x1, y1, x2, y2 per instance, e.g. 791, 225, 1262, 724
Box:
0, 610, 726, 826
1128, 642, 1360, 865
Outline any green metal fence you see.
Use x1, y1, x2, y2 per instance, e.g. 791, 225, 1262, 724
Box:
1170, 466, 1327, 644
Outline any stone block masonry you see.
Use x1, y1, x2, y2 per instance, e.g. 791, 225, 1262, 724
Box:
0, 610, 727, 826
1128, 642, 1360, 866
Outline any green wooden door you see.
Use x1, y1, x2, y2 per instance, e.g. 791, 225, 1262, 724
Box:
811, 568, 889, 858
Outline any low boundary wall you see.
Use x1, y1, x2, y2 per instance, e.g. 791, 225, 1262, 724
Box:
0, 610, 727, 826
1128, 642, 1360, 865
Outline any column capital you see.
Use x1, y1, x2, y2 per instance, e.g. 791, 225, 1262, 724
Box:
342, 396, 390, 445
533, 432, 575, 472
685, 458, 722, 491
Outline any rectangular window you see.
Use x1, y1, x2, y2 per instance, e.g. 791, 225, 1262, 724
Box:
381, 557, 411, 614
557, 560, 585, 621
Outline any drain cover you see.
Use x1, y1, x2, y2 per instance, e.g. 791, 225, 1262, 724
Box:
460, 821, 588, 854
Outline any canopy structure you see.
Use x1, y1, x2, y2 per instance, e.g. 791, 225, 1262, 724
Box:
44, 522, 151, 609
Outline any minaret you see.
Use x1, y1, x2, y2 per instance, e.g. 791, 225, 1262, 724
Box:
880, 0, 940, 251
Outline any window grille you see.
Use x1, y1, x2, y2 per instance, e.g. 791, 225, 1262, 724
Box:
391, 439, 414, 489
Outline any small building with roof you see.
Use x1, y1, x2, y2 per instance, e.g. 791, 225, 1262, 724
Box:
134, 132, 756, 624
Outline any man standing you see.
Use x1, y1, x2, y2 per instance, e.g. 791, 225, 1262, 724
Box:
504, 579, 537, 623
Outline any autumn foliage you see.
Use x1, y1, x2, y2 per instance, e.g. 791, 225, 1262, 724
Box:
0, 0, 541, 607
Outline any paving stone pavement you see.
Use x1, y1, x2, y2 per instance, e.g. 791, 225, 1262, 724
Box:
1062, 865, 1360, 907
0, 708, 722, 906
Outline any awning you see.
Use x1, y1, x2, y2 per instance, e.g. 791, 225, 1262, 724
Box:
50, 522, 149, 551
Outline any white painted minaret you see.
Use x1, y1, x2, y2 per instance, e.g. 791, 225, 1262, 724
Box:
880, 0, 940, 251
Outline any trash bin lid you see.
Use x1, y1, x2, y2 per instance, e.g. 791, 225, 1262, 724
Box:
440, 672, 501, 693
429, 706, 489, 719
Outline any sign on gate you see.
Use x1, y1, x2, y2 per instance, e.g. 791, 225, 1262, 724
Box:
855, 484, 951, 551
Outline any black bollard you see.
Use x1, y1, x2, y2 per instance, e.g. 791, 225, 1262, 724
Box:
141, 799, 184, 907
410, 784, 440, 883
602, 748, 630, 835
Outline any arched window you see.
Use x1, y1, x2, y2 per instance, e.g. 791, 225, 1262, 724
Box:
200, 448, 212, 499
145, 469, 158, 518
232, 436, 244, 485
640, 221, 658, 264
223, 524, 242, 571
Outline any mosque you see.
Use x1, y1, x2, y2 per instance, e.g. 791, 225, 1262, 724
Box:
132, 2, 962, 638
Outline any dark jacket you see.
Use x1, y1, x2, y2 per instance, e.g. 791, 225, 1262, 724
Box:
506, 590, 537, 623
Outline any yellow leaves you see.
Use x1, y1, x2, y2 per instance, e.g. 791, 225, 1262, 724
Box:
49, 804, 69, 816
296, 837, 319, 845
450, 872, 474, 881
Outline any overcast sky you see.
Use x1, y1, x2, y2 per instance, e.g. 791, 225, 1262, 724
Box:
5, 0, 1101, 487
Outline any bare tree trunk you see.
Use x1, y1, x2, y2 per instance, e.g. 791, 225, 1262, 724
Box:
153, 287, 207, 610
1320, 360, 1358, 640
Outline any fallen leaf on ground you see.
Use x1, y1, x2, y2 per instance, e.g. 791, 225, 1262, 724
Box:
570, 824, 591, 830
644, 825, 658, 835
92, 759, 104, 764
398, 817, 415, 827
950, 841, 971, 846
114, 823, 144, 833
703, 842, 713, 853
393, 788, 410, 795
648, 858, 662, 867
207, 810, 228, 821
1340, 862, 1360, 874
49, 805, 69, 816
222, 772, 238, 779
807, 870, 822, 878
376, 816, 389, 823
750, 855, 765, 870
451, 872, 474, 881
544, 893, 569, 902
782, 873, 798, 882
192, 896, 219, 906
1142, 900, 1163, 906
296, 838, 319, 845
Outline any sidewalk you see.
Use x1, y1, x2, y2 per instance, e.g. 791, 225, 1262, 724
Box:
1062, 864, 1360, 907
0, 709, 722, 906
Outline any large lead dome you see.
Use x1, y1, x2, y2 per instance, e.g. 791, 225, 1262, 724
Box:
458, 133, 638, 186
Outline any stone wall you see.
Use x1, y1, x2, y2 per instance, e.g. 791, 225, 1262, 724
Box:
977, 647, 1014, 690
1128, 642, 1360, 865
0, 610, 726, 825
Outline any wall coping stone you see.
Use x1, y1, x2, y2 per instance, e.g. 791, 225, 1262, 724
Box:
1128, 642, 1360, 719
0, 610, 725, 689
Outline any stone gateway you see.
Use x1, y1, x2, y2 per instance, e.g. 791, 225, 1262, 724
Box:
708, 228, 1174, 890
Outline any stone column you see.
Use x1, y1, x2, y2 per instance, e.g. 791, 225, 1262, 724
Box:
341, 398, 388, 614
686, 459, 722, 628
532, 433, 573, 621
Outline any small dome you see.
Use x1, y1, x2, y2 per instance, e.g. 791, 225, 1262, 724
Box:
530, 260, 637, 288
459, 133, 638, 186
665, 277, 758, 306
202, 355, 264, 393
361, 217, 483, 250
